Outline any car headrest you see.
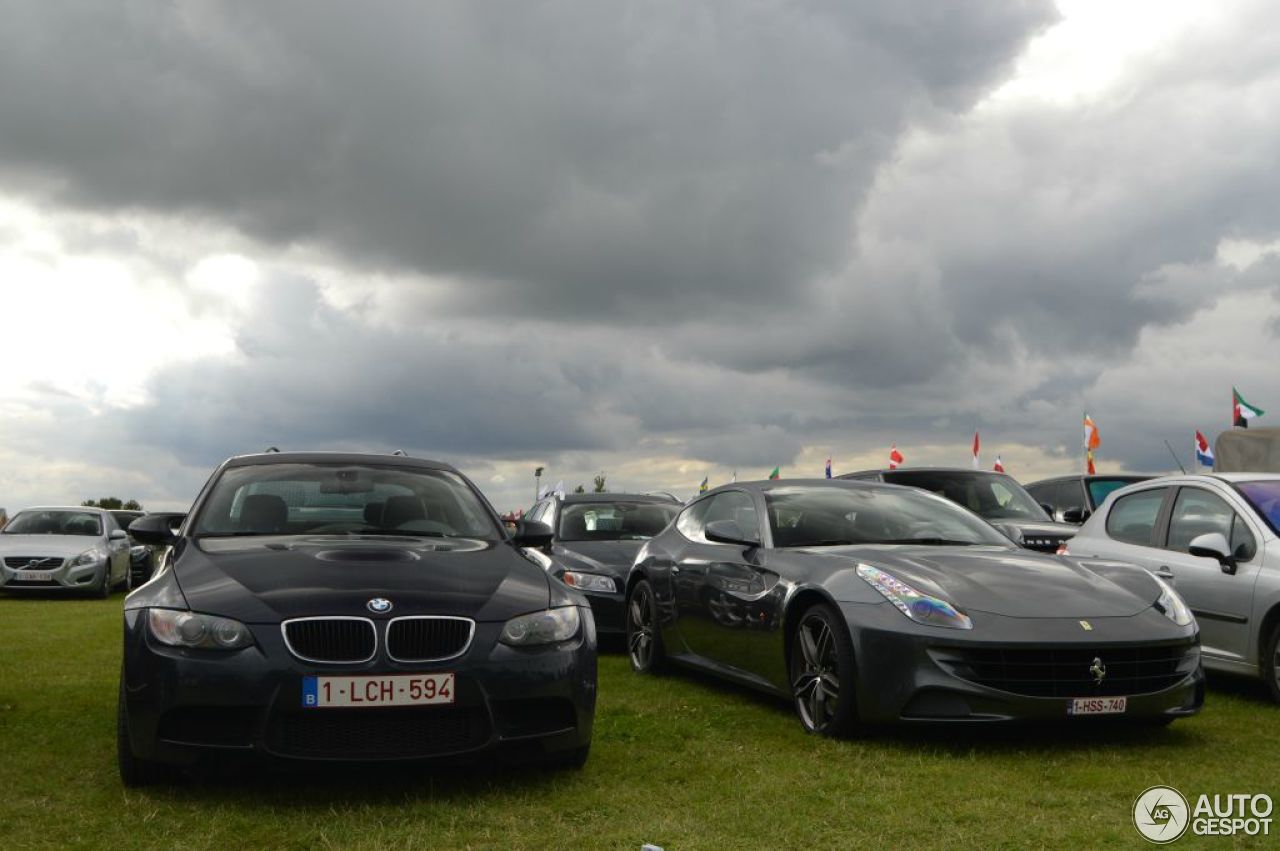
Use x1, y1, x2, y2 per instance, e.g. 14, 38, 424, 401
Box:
382, 495, 426, 528
239, 494, 288, 533
562, 511, 588, 538
362, 501, 385, 525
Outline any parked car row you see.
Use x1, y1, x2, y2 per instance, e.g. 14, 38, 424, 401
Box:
0, 507, 162, 596
4, 448, 1274, 786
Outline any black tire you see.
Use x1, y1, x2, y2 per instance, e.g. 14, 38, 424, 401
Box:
626, 579, 666, 674
117, 677, 168, 787
789, 602, 859, 737
1263, 623, 1280, 705
94, 567, 111, 599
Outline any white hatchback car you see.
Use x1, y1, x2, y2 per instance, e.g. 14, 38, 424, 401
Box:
1065, 473, 1280, 701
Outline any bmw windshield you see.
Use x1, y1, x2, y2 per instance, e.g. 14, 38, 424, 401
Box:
192, 463, 502, 540
883, 471, 1051, 521
766, 485, 1014, 548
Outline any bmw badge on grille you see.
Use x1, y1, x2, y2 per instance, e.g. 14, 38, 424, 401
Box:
366, 597, 393, 614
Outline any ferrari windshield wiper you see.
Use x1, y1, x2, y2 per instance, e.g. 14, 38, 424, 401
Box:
874, 537, 976, 546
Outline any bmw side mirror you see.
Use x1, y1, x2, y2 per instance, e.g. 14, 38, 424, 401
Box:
512, 519, 554, 548
108, 529, 128, 541
128, 513, 186, 547
704, 519, 760, 547
1187, 532, 1237, 574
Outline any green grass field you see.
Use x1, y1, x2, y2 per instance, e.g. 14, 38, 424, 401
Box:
1, 596, 1276, 850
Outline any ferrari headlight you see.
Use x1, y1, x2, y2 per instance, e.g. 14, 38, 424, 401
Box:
148, 609, 254, 650
560, 571, 617, 593
856, 564, 973, 630
1150, 574, 1194, 627
71, 548, 106, 567
499, 606, 581, 646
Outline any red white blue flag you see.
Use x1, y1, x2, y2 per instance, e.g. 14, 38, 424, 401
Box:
1195, 431, 1214, 467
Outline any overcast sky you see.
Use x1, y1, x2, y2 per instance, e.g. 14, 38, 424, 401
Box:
2, 0, 1278, 513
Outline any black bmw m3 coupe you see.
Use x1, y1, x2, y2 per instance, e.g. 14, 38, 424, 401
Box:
626, 479, 1203, 735
118, 451, 595, 784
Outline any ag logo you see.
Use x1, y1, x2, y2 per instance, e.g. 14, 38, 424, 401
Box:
1134, 785, 1189, 843
366, 597, 393, 614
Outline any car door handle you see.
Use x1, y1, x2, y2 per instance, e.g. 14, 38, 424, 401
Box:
1154, 567, 1175, 579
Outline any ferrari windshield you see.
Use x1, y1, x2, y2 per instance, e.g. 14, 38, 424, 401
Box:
558, 501, 679, 541
766, 485, 1013, 548
193, 463, 501, 540
882, 471, 1050, 521
3, 510, 103, 536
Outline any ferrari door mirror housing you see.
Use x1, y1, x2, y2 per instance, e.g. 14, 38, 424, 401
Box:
1187, 532, 1237, 573
108, 529, 128, 541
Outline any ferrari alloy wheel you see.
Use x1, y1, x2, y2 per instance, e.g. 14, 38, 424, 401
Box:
626, 579, 665, 674
790, 603, 857, 736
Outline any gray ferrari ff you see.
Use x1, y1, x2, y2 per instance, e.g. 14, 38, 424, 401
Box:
118, 451, 596, 784
626, 479, 1203, 735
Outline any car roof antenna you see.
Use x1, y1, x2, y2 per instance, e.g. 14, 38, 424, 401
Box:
391, 449, 408, 456
263, 446, 280, 453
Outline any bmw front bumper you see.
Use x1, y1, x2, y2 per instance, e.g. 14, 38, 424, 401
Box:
120, 607, 597, 767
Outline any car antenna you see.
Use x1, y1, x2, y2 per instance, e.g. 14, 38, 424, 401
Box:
391, 449, 408, 456
264, 446, 280, 453
1161, 440, 1187, 474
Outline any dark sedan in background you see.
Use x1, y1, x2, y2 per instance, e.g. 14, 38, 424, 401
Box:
626, 480, 1202, 735
118, 451, 596, 784
840, 468, 1077, 552
1025, 474, 1154, 524
110, 509, 160, 586
522, 492, 680, 634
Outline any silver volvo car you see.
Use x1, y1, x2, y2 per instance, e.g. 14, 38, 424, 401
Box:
0, 506, 132, 597
1064, 473, 1280, 701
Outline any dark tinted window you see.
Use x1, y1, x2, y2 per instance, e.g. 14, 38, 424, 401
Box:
557, 501, 678, 541
1105, 488, 1168, 545
1167, 488, 1255, 561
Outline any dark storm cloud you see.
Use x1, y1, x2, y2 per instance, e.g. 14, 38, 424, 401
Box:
0, 0, 1056, 321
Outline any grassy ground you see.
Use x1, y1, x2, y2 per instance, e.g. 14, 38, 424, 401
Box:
0, 596, 1276, 850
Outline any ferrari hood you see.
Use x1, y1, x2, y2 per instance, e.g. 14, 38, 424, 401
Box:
174, 535, 550, 623
824, 545, 1157, 618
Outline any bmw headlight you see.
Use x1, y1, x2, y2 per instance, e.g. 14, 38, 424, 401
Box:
148, 608, 255, 650
560, 571, 617, 593
499, 606, 581, 646
856, 564, 973, 630
1150, 574, 1194, 627
71, 548, 106, 567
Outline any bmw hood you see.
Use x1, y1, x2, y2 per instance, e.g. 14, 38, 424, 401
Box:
173, 536, 551, 623
552, 540, 645, 578
0, 535, 105, 558
828, 545, 1158, 618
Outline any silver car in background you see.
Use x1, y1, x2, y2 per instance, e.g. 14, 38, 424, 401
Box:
0, 506, 132, 597
1064, 473, 1280, 701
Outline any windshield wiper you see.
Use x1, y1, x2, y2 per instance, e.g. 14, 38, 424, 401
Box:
352, 528, 453, 538
873, 537, 977, 546
793, 539, 861, 547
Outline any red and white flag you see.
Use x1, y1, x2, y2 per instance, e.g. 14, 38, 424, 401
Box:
971, 431, 980, 469
888, 444, 904, 469
993, 455, 1005, 473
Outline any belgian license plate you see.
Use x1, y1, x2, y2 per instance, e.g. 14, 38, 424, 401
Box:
301, 673, 455, 708
1067, 696, 1127, 715
14, 571, 52, 581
